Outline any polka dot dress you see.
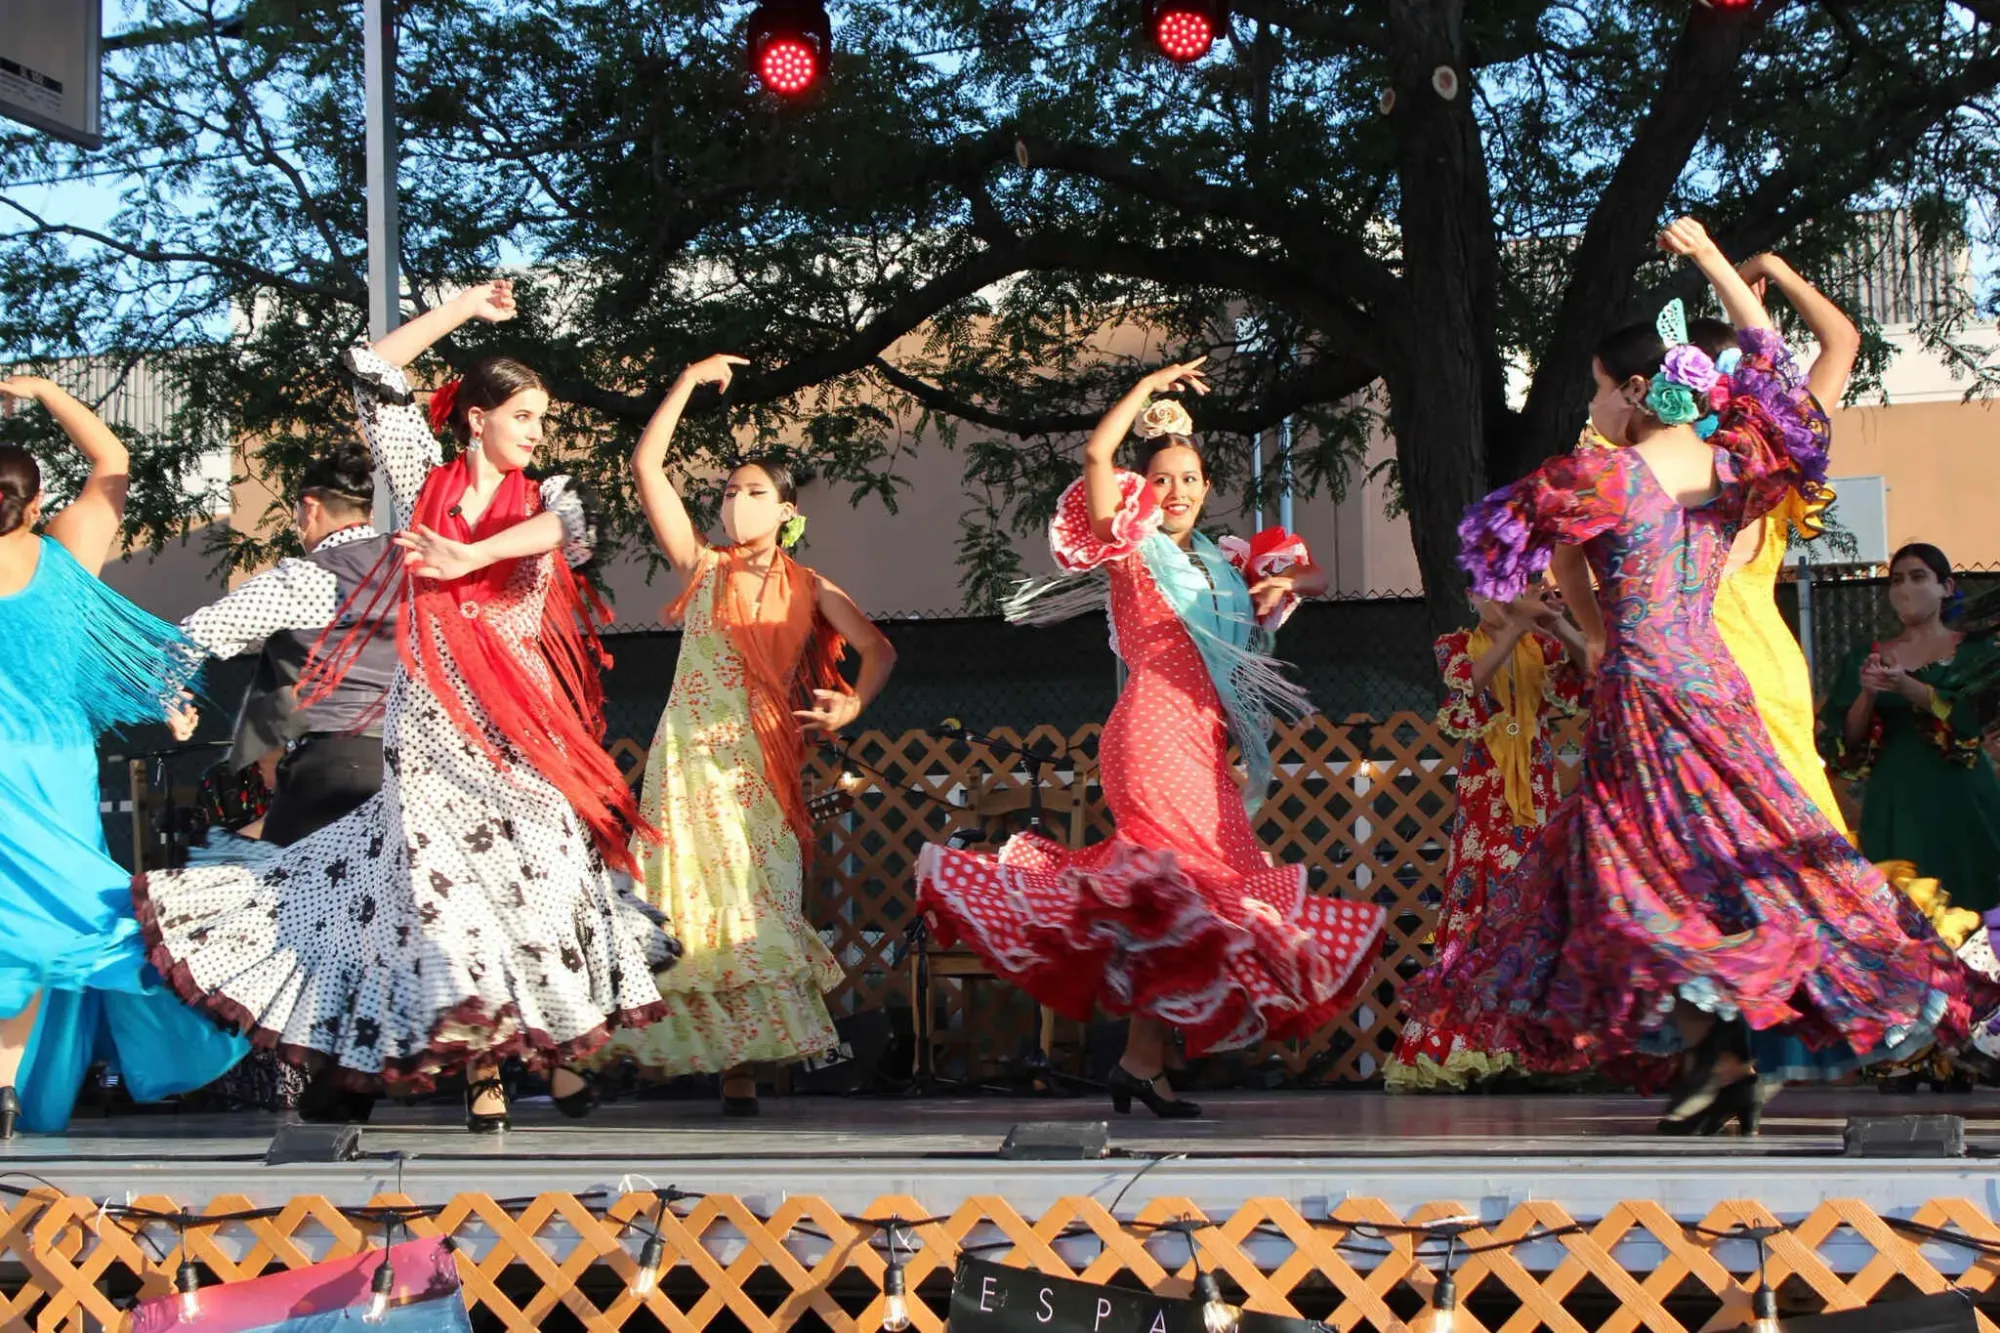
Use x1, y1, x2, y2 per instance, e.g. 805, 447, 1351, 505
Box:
132, 349, 678, 1092
914, 475, 1385, 1055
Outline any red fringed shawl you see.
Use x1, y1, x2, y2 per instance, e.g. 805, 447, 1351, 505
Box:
301, 458, 655, 874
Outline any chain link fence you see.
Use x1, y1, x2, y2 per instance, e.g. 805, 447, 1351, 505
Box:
99, 566, 1999, 868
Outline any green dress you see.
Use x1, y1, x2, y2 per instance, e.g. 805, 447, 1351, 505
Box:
1819, 638, 2000, 912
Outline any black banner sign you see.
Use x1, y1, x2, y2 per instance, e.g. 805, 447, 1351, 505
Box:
949, 1258, 1322, 1333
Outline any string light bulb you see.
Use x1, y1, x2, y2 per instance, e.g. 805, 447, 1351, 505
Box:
630, 1232, 666, 1298
363, 1249, 397, 1323
176, 1258, 202, 1319
1750, 1278, 1779, 1333
881, 1259, 912, 1332
1195, 1270, 1240, 1333
1428, 1272, 1457, 1333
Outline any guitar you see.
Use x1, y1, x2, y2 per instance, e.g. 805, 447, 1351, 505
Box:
808, 786, 855, 823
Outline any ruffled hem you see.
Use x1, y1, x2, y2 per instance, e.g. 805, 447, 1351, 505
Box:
915, 834, 1384, 1056
1382, 1047, 1518, 1094
131, 872, 671, 1095
591, 977, 839, 1077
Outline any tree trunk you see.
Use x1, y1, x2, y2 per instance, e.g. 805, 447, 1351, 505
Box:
1382, 0, 1500, 638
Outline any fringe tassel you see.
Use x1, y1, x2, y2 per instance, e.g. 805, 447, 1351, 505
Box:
1001, 569, 1110, 626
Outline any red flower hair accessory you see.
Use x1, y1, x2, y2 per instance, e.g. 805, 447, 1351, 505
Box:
427, 378, 463, 434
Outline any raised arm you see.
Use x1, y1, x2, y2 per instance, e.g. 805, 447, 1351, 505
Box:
371, 280, 516, 370
1083, 359, 1208, 541
632, 354, 748, 578
1659, 218, 1771, 333
2, 377, 130, 576
1738, 253, 1861, 407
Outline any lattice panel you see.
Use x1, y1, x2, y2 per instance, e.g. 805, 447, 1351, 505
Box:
612, 714, 1524, 1084
4, 1189, 1996, 1332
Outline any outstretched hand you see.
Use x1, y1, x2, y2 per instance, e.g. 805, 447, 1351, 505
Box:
680, 354, 751, 392
1657, 216, 1718, 260
395, 524, 486, 581
1249, 572, 1295, 620
167, 692, 200, 742
793, 688, 861, 736
1138, 357, 1211, 399
0, 376, 53, 404
456, 279, 518, 324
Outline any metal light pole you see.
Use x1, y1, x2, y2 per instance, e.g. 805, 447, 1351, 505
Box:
363, 0, 400, 342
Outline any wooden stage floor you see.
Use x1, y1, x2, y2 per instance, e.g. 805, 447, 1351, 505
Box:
6, 1088, 1998, 1219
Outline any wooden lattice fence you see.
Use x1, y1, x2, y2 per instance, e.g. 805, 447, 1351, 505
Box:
5, 1187, 1997, 1332
608, 712, 1585, 1085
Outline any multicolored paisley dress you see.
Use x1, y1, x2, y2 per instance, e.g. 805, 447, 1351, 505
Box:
1404, 330, 2000, 1079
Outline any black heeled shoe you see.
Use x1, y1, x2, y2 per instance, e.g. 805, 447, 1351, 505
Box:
549, 1068, 598, 1120
1107, 1065, 1201, 1119
464, 1076, 510, 1134
0, 1085, 19, 1140
722, 1095, 761, 1118
1657, 1075, 1758, 1136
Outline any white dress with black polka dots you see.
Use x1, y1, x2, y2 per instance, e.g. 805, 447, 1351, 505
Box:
133, 348, 678, 1091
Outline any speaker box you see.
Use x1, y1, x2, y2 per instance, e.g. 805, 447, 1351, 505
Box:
999, 1121, 1109, 1160
266, 1123, 363, 1164
1842, 1115, 1965, 1158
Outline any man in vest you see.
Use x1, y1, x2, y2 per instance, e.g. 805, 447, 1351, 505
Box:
181, 441, 399, 845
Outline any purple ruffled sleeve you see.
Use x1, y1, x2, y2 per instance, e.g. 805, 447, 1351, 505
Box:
1456, 450, 1625, 603
1713, 327, 1833, 525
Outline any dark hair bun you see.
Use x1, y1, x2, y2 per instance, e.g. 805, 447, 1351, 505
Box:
299, 439, 376, 505
0, 443, 41, 537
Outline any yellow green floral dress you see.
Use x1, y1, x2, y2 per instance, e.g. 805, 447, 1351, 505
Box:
594, 549, 843, 1074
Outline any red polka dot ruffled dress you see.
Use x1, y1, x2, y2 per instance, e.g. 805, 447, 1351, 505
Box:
915, 474, 1385, 1054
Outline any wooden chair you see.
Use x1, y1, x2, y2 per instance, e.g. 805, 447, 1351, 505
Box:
909, 770, 1092, 1086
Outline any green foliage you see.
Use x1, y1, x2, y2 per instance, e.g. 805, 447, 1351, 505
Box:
2, 0, 1995, 612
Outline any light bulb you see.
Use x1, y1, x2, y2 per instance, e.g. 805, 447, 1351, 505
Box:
882, 1261, 912, 1332
1196, 1271, 1239, 1333
1751, 1281, 1779, 1333
362, 1253, 396, 1324
1430, 1273, 1458, 1333
630, 1233, 665, 1299
176, 1260, 202, 1320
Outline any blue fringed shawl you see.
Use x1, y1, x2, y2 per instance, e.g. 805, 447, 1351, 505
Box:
0, 536, 203, 747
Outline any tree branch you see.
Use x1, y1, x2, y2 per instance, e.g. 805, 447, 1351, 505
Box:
1513, 0, 1775, 479
1230, 0, 1384, 51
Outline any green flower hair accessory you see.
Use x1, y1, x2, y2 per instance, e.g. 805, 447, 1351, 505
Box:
1644, 375, 1702, 426
778, 514, 807, 549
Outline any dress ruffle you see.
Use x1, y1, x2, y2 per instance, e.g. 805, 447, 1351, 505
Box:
916, 834, 1384, 1055
1050, 472, 1161, 571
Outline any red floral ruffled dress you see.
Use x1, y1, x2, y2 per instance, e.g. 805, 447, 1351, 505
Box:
913, 476, 1385, 1055
1385, 630, 1584, 1091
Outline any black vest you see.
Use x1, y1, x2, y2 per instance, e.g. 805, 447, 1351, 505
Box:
229, 533, 399, 770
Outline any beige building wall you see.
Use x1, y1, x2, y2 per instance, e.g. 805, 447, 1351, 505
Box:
1822, 397, 2000, 566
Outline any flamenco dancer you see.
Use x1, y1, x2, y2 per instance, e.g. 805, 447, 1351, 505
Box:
1384, 585, 1586, 1092
0, 376, 247, 1136
180, 440, 398, 846
914, 359, 1386, 1118
134, 280, 680, 1131
593, 353, 896, 1115
1406, 218, 1999, 1134
1574, 254, 1858, 833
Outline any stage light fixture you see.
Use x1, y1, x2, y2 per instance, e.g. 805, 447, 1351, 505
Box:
1195, 1271, 1241, 1333
748, 0, 832, 97
1144, 0, 1228, 64
1696, 0, 1753, 9
1428, 1272, 1458, 1333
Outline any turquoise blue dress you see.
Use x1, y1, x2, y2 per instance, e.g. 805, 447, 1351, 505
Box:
0, 536, 247, 1132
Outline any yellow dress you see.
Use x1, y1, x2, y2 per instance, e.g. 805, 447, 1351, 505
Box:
593, 549, 843, 1075
1712, 499, 1849, 832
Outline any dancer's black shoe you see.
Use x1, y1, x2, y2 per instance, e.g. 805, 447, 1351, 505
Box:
1657, 1075, 1757, 1136
0, 1085, 18, 1140
464, 1076, 510, 1134
1108, 1065, 1201, 1119
550, 1067, 599, 1120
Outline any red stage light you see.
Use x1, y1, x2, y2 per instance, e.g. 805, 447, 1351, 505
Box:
758, 35, 818, 96
1696, 0, 1753, 8
747, 0, 832, 98
1144, 0, 1228, 64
